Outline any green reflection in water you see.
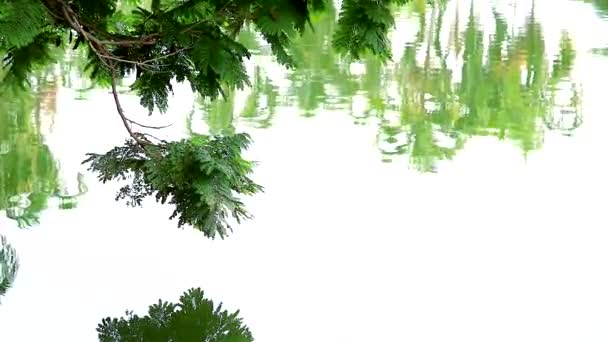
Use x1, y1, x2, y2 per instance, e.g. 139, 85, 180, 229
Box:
196, 64, 280, 133
585, 0, 608, 16
0, 235, 18, 304
286, 2, 355, 116
393, 3, 580, 171
55, 172, 89, 210
584, 0, 608, 56
203, 1, 580, 172
0, 78, 60, 227
0, 85, 58, 226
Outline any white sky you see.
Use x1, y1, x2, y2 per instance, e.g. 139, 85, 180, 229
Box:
2, 0, 608, 341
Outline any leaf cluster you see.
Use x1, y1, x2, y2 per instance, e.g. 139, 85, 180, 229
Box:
83, 133, 262, 238
1, 0, 411, 234
0, 0, 62, 88
97, 287, 253, 342
1, 0, 411, 105
333, 0, 411, 60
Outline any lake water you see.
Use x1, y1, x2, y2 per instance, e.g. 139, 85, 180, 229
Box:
2, 0, 608, 341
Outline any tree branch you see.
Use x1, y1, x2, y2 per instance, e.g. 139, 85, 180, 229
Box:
110, 71, 149, 150
52, 0, 167, 151
98, 37, 159, 46
126, 118, 174, 130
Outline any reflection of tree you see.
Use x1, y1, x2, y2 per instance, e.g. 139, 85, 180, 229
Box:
585, 0, 608, 16
240, 66, 279, 128
389, 3, 466, 171
0, 83, 60, 227
199, 1, 580, 171
457, 4, 578, 146
201, 88, 236, 136
54, 172, 89, 210
383, 2, 579, 170
286, 1, 356, 115
544, 32, 582, 136
585, 0, 608, 55
0, 235, 19, 303
201, 1, 353, 127
198, 64, 279, 133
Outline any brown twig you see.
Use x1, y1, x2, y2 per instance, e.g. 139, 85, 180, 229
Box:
98, 35, 159, 46
110, 71, 149, 150
95, 46, 188, 67
141, 132, 167, 143
60, 5, 112, 70
55, 0, 162, 151
126, 118, 174, 130
141, 45, 194, 64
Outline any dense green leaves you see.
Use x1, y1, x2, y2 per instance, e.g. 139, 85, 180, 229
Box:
0, 0, 59, 88
97, 287, 254, 342
1, 0, 409, 103
83, 134, 262, 238
333, 0, 412, 60
333, 0, 394, 60
0, 0, 413, 115
0, 0, 49, 49
2, 32, 63, 88
0, 0, 414, 234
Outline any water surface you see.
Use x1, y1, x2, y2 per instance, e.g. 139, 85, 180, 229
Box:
1, 0, 608, 341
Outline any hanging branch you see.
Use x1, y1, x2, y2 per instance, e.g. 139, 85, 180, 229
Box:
125, 118, 174, 130
51, 0, 161, 151
110, 71, 150, 149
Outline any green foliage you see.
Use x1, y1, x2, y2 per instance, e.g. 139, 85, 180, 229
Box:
0, 0, 63, 89
83, 134, 262, 238
0, 0, 50, 49
97, 287, 254, 342
1, 0, 410, 108
333, 0, 410, 60
71, 0, 118, 26
0, 235, 19, 303
2, 31, 63, 88
204, 1, 580, 171
0, 0, 414, 111
0, 0, 413, 234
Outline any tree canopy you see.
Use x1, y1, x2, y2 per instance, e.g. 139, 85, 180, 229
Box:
0, 0, 411, 237
97, 287, 253, 342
